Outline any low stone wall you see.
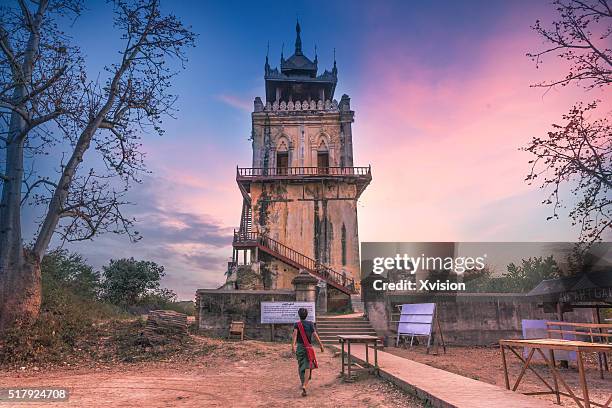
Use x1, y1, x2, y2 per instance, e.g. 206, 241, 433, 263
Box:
195, 289, 296, 341
365, 291, 593, 346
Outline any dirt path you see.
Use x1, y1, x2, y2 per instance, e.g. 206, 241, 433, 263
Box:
0, 338, 423, 408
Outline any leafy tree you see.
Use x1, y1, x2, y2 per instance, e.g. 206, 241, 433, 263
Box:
503, 256, 562, 292
462, 266, 496, 292
525, 0, 611, 245
0, 0, 196, 331
465, 256, 562, 293
100, 258, 174, 306
41, 248, 100, 298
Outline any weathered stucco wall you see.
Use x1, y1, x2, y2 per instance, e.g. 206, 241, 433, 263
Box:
195, 289, 296, 341
267, 258, 299, 289
250, 181, 360, 289
363, 289, 593, 346
251, 108, 354, 169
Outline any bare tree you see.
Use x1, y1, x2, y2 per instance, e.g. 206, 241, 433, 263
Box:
523, 102, 611, 243
0, 0, 195, 331
525, 0, 611, 244
528, 0, 612, 89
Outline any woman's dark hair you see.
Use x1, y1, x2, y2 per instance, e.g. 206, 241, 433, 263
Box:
298, 308, 308, 320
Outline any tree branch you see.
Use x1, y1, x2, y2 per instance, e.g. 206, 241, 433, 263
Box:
0, 24, 24, 82
21, 178, 58, 205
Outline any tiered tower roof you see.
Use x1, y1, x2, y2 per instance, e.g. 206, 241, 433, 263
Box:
264, 21, 337, 103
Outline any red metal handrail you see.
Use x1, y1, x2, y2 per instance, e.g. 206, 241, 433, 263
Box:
233, 230, 355, 292
237, 166, 371, 178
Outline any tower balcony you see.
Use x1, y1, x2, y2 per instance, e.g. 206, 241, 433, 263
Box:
237, 166, 371, 180
236, 166, 372, 202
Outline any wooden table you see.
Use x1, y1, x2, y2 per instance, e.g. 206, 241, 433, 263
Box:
338, 335, 380, 382
499, 338, 612, 408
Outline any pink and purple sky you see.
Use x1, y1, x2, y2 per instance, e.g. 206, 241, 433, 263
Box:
24, 1, 611, 298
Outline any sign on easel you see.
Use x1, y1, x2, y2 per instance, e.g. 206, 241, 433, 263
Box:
395, 303, 446, 354
260, 301, 315, 324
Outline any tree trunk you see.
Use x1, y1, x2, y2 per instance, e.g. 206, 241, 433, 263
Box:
0, 253, 41, 332
0, 0, 47, 333
0, 91, 36, 333
0, 141, 44, 332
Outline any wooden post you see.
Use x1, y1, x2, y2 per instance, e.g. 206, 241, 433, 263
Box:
435, 307, 446, 354
341, 339, 345, 377
577, 351, 591, 408
374, 341, 378, 372
594, 306, 609, 373
500, 344, 510, 390
549, 350, 560, 404
347, 340, 352, 380
557, 302, 569, 369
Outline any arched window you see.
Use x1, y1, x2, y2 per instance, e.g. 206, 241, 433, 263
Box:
316, 137, 329, 174
276, 137, 289, 175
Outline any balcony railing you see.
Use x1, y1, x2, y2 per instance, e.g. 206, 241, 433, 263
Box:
233, 230, 355, 293
237, 166, 371, 178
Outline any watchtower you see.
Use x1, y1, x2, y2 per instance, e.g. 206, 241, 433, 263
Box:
228, 22, 371, 310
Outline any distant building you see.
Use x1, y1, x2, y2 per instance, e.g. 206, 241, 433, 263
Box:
225, 22, 371, 310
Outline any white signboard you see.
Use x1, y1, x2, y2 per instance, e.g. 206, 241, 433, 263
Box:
398, 303, 435, 336
521, 319, 576, 361
261, 301, 316, 324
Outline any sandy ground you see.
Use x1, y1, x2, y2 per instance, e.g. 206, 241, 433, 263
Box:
0, 337, 423, 408
386, 345, 612, 407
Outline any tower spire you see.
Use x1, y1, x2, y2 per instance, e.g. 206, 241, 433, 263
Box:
295, 18, 302, 56
314, 44, 318, 64
265, 41, 270, 73
332, 47, 337, 75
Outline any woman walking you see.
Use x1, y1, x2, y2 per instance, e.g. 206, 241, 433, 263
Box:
292, 307, 325, 397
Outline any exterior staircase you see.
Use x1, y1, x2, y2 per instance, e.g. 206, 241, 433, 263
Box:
239, 199, 252, 234
233, 230, 356, 295
316, 316, 379, 346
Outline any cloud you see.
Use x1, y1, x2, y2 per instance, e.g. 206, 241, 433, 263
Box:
216, 93, 253, 111
61, 175, 235, 299
137, 209, 233, 249
353, 12, 611, 243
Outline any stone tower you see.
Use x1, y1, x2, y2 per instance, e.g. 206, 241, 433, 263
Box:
228, 22, 371, 310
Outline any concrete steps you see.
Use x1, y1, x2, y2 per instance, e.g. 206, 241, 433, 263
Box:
316, 316, 378, 345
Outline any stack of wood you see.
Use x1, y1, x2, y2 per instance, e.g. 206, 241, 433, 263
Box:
143, 310, 189, 344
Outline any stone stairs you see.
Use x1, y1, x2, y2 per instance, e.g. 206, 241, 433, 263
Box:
316, 316, 378, 346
